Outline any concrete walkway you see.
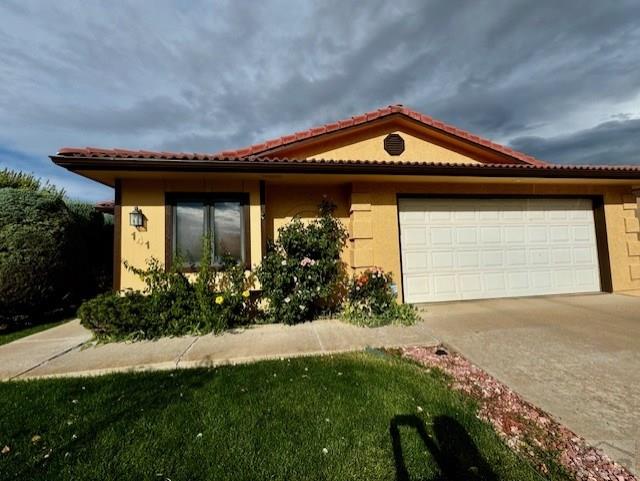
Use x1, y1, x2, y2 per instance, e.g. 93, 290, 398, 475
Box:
419, 293, 640, 474
0, 318, 437, 381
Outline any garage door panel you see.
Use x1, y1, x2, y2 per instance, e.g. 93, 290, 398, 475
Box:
480, 226, 501, 243
431, 251, 454, 269
531, 271, 553, 289
459, 274, 482, 292
433, 275, 457, 296
576, 269, 599, 287
529, 248, 550, 265
550, 225, 570, 242
399, 198, 601, 303
403, 227, 427, 246
527, 209, 546, 221
573, 246, 595, 264
506, 249, 527, 266
404, 252, 428, 270
527, 225, 548, 242
572, 225, 593, 241
404, 275, 429, 298
481, 250, 503, 267
452, 209, 475, 221
430, 227, 453, 245
551, 248, 572, 264
505, 226, 525, 243
484, 272, 506, 292
502, 209, 525, 221
457, 251, 479, 268
429, 210, 452, 222
507, 271, 530, 290
479, 210, 500, 221
456, 226, 477, 244
553, 269, 575, 288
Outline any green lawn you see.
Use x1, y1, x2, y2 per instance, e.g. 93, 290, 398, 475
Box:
0, 352, 555, 481
0, 320, 67, 347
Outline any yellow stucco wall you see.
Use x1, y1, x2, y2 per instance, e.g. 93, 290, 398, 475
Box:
265, 183, 352, 266
118, 176, 640, 300
119, 177, 262, 291
280, 122, 486, 164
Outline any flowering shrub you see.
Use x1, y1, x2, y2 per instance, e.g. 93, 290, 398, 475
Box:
342, 267, 418, 327
78, 237, 258, 340
348, 267, 395, 315
79, 201, 420, 338
192, 243, 258, 334
257, 199, 348, 324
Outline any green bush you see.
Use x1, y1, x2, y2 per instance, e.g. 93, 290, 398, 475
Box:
0, 168, 65, 196
67, 200, 113, 298
79, 237, 258, 340
257, 199, 348, 324
77, 291, 151, 339
0, 189, 75, 329
341, 267, 419, 327
0, 183, 113, 331
192, 243, 259, 332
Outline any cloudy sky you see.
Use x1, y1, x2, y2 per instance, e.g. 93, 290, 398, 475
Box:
1, 1, 639, 201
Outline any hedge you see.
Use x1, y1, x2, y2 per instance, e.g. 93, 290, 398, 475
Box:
0, 187, 112, 330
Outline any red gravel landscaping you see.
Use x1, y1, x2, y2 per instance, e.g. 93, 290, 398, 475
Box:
401, 345, 637, 481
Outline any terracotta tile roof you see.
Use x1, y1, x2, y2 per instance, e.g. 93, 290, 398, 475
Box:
57, 147, 216, 160
212, 104, 549, 166
53, 149, 640, 177
94, 200, 115, 213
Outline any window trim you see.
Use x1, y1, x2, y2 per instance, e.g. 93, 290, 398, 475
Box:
165, 192, 250, 272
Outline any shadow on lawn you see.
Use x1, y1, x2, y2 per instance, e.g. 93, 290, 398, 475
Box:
390, 414, 497, 481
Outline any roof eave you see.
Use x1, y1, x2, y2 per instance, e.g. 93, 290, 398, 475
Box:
50, 155, 640, 181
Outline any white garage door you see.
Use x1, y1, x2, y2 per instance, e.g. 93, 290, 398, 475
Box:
399, 198, 601, 303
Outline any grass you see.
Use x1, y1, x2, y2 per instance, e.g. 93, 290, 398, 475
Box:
0, 320, 68, 346
0, 352, 553, 481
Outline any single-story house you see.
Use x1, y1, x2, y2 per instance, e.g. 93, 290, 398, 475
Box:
51, 105, 640, 303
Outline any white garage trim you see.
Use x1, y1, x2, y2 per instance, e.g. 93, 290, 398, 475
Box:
399, 197, 603, 303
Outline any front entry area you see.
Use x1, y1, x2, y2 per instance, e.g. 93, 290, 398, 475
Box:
399, 197, 602, 303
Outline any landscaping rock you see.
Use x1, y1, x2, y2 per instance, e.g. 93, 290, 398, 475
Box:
402, 345, 637, 481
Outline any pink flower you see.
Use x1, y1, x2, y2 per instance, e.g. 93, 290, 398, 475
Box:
300, 257, 315, 267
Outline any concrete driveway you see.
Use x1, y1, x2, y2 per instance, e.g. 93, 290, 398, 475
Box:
419, 293, 640, 473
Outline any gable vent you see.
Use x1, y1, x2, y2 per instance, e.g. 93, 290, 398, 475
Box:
384, 134, 405, 155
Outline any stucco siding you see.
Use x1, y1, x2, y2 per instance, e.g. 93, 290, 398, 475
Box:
119, 177, 261, 291
120, 179, 165, 291
281, 123, 485, 164
264, 182, 352, 266
117, 176, 640, 302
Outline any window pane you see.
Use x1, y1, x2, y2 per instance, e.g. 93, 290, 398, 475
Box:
213, 201, 243, 261
175, 202, 205, 266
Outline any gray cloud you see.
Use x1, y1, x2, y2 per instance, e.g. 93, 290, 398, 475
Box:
510, 118, 640, 165
0, 0, 638, 200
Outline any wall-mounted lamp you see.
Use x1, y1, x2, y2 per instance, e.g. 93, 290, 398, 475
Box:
129, 206, 144, 227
